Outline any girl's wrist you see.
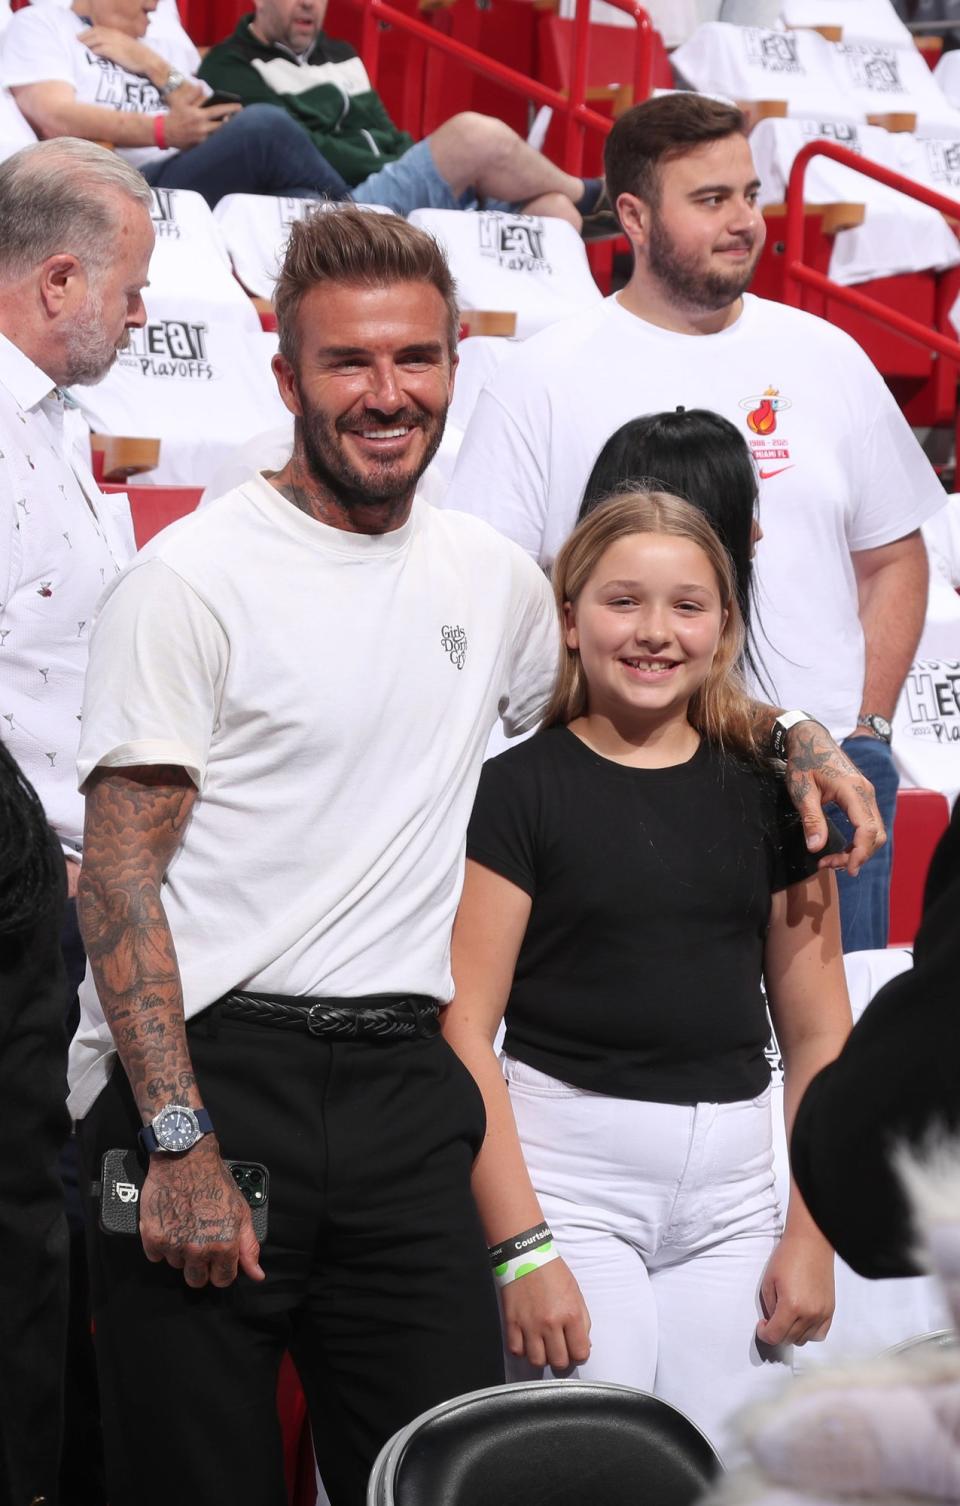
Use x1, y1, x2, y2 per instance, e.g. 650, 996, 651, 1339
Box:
489, 1220, 558, 1286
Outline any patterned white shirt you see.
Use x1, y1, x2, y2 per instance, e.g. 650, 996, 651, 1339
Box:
0, 332, 133, 851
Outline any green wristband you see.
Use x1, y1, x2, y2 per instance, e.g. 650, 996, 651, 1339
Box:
492, 1238, 559, 1288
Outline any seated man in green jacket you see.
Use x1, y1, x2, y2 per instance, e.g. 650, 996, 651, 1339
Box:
198, 0, 607, 228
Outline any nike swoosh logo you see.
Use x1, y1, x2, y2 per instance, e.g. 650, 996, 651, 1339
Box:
759, 465, 794, 480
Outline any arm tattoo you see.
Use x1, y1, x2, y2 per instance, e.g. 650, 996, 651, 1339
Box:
78, 766, 200, 1121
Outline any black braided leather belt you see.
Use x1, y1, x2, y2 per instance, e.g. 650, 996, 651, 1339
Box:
217, 990, 441, 1041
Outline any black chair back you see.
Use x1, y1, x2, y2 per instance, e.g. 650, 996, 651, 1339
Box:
369, 1380, 722, 1506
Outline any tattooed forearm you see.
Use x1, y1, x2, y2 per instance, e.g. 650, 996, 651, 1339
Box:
78, 766, 200, 1123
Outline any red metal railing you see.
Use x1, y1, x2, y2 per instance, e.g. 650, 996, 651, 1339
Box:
356, 0, 654, 177
785, 138, 960, 362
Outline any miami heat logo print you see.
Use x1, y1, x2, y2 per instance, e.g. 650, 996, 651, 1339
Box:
740, 385, 791, 435
739, 386, 794, 478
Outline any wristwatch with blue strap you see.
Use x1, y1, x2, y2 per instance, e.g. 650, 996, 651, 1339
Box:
139, 1103, 214, 1154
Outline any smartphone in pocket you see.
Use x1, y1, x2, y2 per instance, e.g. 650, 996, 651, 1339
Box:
97, 1146, 269, 1241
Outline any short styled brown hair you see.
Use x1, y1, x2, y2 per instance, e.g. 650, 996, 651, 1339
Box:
604, 94, 746, 212
274, 206, 460, 364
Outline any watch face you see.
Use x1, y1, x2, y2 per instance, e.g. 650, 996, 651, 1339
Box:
155, 1106, 199, 1153
862, 715, 893, 740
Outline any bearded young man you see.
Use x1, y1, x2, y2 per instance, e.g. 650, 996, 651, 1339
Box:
449, 92, 943, 952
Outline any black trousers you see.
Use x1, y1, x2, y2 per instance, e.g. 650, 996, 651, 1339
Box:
0, 851, 69, 1506
79, 1008, 504, 1506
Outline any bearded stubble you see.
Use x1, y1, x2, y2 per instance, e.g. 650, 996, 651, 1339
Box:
61, 285, 130, 388
296, 379, 447, 512
647, 211, 761, 313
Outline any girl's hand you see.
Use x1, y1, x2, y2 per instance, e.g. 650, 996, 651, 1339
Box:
757, 1232, 835, 1347
501, 1257, 592, 1370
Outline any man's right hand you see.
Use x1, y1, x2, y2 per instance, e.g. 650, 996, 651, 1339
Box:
163, 89, 242, 151
140, 1137, 265, 1288
501, 1257, 591, 1371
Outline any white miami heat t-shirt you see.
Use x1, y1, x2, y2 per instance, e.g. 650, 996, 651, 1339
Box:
0, 4, 178, 169
448, 292, 946, 742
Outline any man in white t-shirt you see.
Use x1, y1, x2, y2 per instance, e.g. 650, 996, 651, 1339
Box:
71, 206, 556, 1506
0, 0, 350, 207
450, 92, 942, 951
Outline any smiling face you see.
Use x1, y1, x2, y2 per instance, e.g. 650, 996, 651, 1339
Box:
252, 0, 327, 53
627, 134, 766, 313
272, 278, 456, 527
564, 532, 727, 736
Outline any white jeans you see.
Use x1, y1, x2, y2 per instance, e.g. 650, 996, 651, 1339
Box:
503, 1055, 789, 1457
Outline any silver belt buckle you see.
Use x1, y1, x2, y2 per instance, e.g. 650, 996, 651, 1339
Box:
306, 1002, 327, 1036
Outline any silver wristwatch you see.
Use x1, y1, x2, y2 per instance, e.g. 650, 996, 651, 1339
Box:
139, 1103, 214, 1154
159, 69, 186, 98
856, 713, 892, 743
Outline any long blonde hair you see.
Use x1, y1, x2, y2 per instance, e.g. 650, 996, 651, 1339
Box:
541, 490, 762, 761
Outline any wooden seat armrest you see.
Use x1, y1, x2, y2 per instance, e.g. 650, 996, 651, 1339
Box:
739, 100, 788, 130
459, 310, 518, 338
89, 433, 161, 481
915, 35, 944, 65
763, 201, 866, 235
787, 23, 842, 42
811, 201, 866, 233
867, 112, 917, 132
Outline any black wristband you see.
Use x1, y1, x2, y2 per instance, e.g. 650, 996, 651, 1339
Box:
488, 1221, 552, 1267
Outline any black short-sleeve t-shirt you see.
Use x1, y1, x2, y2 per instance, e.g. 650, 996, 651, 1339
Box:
466, 727, 831, 1105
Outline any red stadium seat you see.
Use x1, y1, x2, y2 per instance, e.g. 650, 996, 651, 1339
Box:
278, 1352, 318, 1506
536, 14, 672, 178
123, 485, 203, 548
889, 787, 951, 946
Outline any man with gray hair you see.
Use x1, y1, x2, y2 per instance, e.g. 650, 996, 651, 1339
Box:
0, 136, 153, 904
0, 135, 153, 1504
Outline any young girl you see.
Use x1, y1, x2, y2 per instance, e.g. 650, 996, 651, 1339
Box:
443, 491, 852, 1453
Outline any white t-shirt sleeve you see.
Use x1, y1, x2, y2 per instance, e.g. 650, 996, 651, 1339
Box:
499, 547, 558, 735
77, 558, 228, 791
1, 8, 76, 88
922, 496, 960, 586
847, 351, 947, 552
448, 386, 551, 563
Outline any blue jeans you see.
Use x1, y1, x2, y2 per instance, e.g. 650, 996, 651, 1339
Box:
831, 734, 900, 952
141, 103, 350, 208
352, 135, 513, 214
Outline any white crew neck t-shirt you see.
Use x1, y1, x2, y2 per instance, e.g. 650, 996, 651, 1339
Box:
448, 292, 945, 740
0, 5, 178, 169
69, 474, 557, 1116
